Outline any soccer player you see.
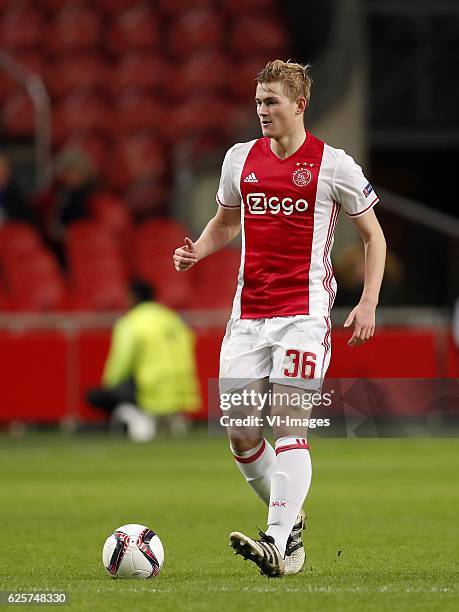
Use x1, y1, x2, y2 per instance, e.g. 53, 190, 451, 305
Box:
173, 60, 386, 577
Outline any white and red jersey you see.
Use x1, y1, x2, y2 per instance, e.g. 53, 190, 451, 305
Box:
216, 132, 379, 319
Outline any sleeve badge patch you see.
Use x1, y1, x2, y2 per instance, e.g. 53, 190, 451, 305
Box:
363, 182, 374, 197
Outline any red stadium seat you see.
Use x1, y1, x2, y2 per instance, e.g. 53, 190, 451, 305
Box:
157, 0, 199, 17
66, 225, 123, 286
107, 5, 161, 55
67, 221, 126, 267
135, 218, 189, 254
1, 7, 44, 51
39, 0, 92, 14
66, 221, 129, 311
112, 53, 170, 94
72, 259, 126, 291
0, 223, 65, 311
90, 193, 133, 241
49, 7, 102, 54
0, 229, 68, 311
53, 93, 114, 146
0, 71, 13, 105
230, 15, 288, 58
109, 133, 166, 192
96, 0, 139, 17
229, 57, 271, 101
171, 52, 230, 99
124, 180, 169, 219
169, 7, 224, 58
167, 95, 226, 142
115, 92, 165, 136
17, 51, 48, 87
70, 273, 129, 311
0, 282, 9, 311
0, 222, 42, 258
8, 277, 67, 312
48, 53, 112, 99
2, 90, 35, 138
4, 49, 47, 81
131, 218, 192, 308
222, 0, 278, 15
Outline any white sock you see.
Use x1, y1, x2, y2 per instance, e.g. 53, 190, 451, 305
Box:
231, 439, 276, 505
266, 437, 312, 557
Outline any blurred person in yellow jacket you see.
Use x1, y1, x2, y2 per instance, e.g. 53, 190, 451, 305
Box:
87, 279, 200, 441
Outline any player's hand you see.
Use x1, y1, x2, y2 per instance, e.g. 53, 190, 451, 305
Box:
344, 301, 376, 346
173, 237, 198, 272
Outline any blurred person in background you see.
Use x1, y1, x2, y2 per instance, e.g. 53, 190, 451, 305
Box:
86, 279, 200, 443
0, 152, 34, 224
33, 149, 96, 265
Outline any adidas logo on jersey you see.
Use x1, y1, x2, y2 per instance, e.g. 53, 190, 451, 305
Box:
243, 172, 258, 183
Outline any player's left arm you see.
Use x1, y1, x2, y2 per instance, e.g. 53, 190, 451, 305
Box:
344, 209, 386, 346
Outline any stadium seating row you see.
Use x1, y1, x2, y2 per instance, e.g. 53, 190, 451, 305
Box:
1, 3, 284, 58
0, 1, 288, 151
1, 0, 288, 223
0, 220, 240, 312
0, 51, 279, 105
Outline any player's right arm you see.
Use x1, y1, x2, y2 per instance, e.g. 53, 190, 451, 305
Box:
174, 145, 242, 272
173, 205, 241, 272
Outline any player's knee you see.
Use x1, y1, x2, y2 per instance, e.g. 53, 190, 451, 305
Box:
229, 434, 263, 454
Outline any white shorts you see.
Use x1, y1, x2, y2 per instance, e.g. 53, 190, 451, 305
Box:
219, 315, 331, 393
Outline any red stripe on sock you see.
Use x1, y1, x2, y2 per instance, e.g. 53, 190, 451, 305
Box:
233, 439, 266, 463
275, 442, 309, 455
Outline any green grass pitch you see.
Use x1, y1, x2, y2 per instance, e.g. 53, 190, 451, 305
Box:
0, 432, 457, 611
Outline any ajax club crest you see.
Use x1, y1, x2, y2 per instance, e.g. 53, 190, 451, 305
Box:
292, 162, 313, 187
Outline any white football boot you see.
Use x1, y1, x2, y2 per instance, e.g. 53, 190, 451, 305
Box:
284, 508, 307, 575
230, 530, 285, 577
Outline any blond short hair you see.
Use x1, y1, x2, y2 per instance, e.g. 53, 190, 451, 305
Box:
256, 59, 313, 105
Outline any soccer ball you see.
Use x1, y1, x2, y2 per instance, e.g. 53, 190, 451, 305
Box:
102, 524, 164, 579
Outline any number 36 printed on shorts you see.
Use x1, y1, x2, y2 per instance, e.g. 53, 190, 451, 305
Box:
283, 350, 317, 379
